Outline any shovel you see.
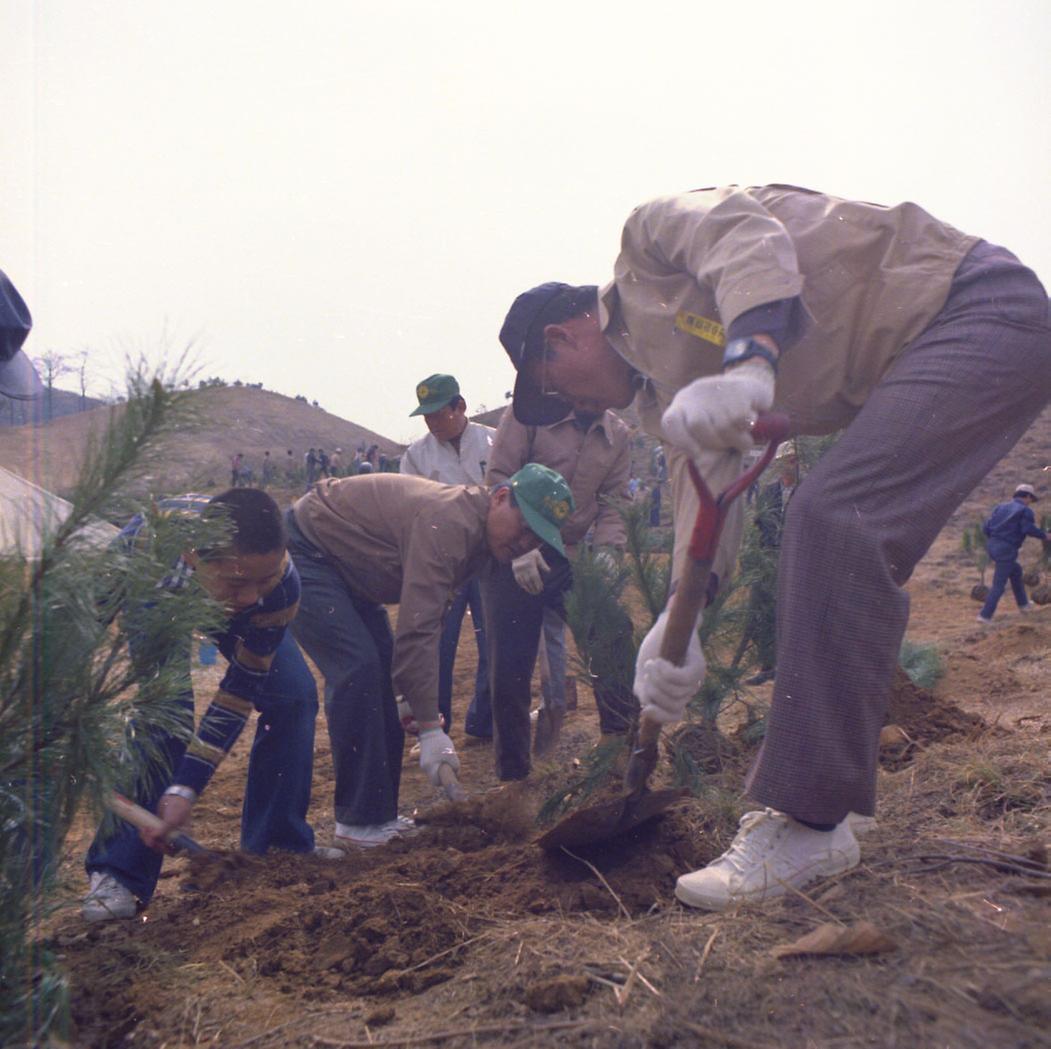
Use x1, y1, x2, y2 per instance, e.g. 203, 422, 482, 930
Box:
107, 791, 214, 855
537, 412, 790, 852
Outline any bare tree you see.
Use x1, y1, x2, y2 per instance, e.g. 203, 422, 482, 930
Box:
33, 349, 71, 422
75, 347, 91, 411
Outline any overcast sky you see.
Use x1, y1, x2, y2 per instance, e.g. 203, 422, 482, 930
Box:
3, 0, 1048, 444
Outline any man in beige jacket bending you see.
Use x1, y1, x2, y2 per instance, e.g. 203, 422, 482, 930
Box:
286, 464, 573, 848
498, 184, 1051, 909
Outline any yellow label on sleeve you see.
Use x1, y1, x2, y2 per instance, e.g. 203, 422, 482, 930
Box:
675, 311, 725, 347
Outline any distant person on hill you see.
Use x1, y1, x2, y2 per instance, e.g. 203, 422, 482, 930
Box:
977, 484, 1048, 624
318, 448, 330, 478
329, 448, 344, 476
649, 481, 661, 527
261, 450, 276, 488
305, 448, 318, 485
230, 452, 244, 488
286, 449, 297, 483
82, 489, 332, 923
0, 268, 43, 400
285, 466, 571, 848
399, 373, 495, 737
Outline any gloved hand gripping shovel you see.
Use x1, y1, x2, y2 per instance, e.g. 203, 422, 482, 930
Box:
538, 412, 790, 851
623, 412, 791, 794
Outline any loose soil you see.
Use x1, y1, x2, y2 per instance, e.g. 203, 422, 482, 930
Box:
40, 406, 1051, 1048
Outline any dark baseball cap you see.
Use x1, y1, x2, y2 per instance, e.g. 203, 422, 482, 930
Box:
499, 282, 598, 426
0, 269, 42, 400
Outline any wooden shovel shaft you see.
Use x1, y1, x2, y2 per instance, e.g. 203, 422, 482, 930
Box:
437, 762, 468, 802
107, 792, 209, 854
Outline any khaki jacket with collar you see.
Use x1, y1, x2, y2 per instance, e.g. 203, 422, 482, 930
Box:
600, 184, 978, 585
291, 474, 491, 721
485, 406, 631, 549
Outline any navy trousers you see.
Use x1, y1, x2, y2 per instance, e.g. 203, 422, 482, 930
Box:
85, 631, 317, 902
286, 512, 404, 827
980, 557, 1028, 619
438, 576, 493, 737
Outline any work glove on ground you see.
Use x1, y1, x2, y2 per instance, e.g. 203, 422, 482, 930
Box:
661, 359, 775, 457
418, 727, 461, 786
633, 608, 706, 725
512, 548, 550, 595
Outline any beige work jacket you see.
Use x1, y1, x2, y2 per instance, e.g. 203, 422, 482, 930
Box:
486, 407, 632, 549
292, 475, 490, 720
601, 184, 978, 584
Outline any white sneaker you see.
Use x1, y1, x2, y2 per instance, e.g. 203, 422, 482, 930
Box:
82, 871, 138, 922
334, 815, 417, 849
975, 614, 993, 626
1019, 604, 1033, 614
312, 845, 347, 860
675, 809, 860, 911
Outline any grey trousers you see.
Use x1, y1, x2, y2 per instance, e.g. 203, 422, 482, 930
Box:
745, 242, 1051, 824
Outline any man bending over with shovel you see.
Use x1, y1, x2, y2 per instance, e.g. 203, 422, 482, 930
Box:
84, 488, 328, 922
499, 184, 1051, 911
285, 463, 573, 849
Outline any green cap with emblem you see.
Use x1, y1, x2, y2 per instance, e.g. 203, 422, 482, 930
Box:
410, 373, 461, 416
507, 463, 575, 556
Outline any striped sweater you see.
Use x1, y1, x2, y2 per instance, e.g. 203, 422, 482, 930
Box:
119, 497, 301, 795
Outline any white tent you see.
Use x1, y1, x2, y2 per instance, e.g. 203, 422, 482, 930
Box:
0, 465, 117, 557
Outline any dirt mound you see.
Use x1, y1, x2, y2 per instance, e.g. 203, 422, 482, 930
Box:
57, 800, 726, 1044
882, 668, 988, 770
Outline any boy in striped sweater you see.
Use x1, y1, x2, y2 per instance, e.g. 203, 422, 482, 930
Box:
83, 488, 328, 922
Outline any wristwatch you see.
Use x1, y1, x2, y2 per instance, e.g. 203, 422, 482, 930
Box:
722, 336, 779, 374
163, 784, 198, 803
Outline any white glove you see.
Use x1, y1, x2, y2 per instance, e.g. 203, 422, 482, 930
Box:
512, 548, 550, 595
662, 359, 775, 457
633, 609, 707, 725
418, 727, 460, 785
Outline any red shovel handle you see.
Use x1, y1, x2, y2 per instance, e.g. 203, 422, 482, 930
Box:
659, 411, 790, 666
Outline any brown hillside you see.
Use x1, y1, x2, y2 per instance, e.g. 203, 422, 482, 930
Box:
0, 385, 403, 499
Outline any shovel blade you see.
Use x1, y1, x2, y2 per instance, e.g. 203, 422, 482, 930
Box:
536, 788, 688, 851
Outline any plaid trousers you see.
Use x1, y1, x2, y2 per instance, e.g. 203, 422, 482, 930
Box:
744, 242, 1051, 823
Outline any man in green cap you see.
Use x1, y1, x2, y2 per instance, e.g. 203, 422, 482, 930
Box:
400, 373, 495, 736
285, 464, 572, 849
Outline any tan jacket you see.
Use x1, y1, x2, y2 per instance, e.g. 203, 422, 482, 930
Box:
600, 184, 978, 583
486, 407, 632, 548
291, 475, 490, 720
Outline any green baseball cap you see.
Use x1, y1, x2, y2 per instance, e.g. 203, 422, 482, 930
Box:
410, 373, 460, 416
508, 463, 575, 556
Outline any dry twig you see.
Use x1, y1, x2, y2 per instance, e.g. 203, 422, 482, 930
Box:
311, 1017, 593, 1047
559, 846, 631, 920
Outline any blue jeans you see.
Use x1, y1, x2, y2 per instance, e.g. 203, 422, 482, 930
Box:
286, 512, 404, 826
439, 577, 492, 737
539, 609, 567, 713
980, 557, 1028, 619
85, 632, 318, 902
